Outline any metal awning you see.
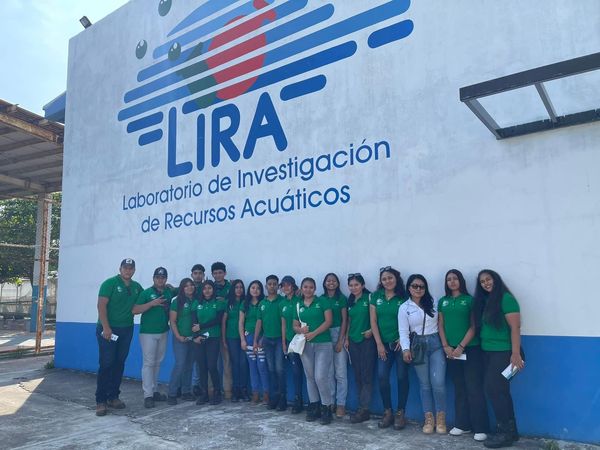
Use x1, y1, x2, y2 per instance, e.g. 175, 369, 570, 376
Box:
0, 99, 64, 199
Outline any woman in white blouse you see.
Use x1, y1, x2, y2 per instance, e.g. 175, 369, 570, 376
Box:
398, 274, 447, 435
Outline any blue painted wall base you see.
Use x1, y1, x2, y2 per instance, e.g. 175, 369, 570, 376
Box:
55, 321, 600, 444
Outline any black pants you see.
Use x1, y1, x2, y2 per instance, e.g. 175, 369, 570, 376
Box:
377, 342, 409, 410
349, 338, 376, 410
448, 345, 489, 433
95, 325, 133, 404
483, 350, 518, 424
195, 337, 221, 393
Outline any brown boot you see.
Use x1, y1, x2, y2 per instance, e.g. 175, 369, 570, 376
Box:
350, 408, 370, 424
335, 405, 346, 418
95, 403, 107, 416
394, 409, 407, 430
262, 392, 269, 406
423, 412, 435, 434
251, 391, 260, 404
436, 411, 447, 434
378, 408, 394, 428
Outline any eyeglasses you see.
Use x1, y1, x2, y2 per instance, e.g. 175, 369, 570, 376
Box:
379, 266, 392, 273
347, 273, 362, 279
410, 284, 426, 290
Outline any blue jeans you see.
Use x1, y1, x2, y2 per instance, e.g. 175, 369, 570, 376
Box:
377, 342, 409, 410
412, 333, 446, 414
95, 325, 133, 404
263, 336, 286, 403
245, 334, 269, 394
227, 337, 248, 390
168, 337, 194, 397
286, 340, 304, 399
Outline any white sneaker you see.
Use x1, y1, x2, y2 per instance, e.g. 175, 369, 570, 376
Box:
474, 433, 488, 441
449, 427, 472, 436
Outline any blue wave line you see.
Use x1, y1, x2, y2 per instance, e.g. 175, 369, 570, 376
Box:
280, 75, 327, 101
368, 19, 414, 48
119, 0, 410, 121
155, 0, 276, 59
182, 42, 356, 114
167, 0, 239, 37
137, 0, 312, 84
126, 112, 163, 133
138, 129, 163, 146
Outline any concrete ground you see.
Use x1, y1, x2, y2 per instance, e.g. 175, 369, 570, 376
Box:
0, 356, 596, 450
0, 330, 55, 354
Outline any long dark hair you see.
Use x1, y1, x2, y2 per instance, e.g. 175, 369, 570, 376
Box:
244, 280, 264, 312
347, 274, 370, 307
300, 277, 316, 299
473, 269, 512, 329
200, 280, 216, 302
227, 279, 245, 310
377, 267, 406, 299
322, 273, 342, 298
176, 278, 195, 313
444, 269, 470, 297
406, 274, 434, 317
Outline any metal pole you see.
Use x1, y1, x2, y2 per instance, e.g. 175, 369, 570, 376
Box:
34, 196, 50, 354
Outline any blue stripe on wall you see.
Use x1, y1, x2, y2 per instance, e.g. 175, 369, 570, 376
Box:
54, 322, 600, 444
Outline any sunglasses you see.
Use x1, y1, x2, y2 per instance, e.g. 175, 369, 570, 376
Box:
347, 273, 362, 279
410, 284, 426, 290
379, 266, 392, 273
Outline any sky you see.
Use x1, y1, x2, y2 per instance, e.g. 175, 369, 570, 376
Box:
0, 0, 129, 115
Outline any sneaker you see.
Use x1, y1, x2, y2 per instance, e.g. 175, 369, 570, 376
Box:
167, 396, 177, 405
107, 398, 126, 409
95, 403, 107, 416
144, 397, 155, 408
450, 427, 472, 436
153, 392, 167, 402
474, 433, 488, 441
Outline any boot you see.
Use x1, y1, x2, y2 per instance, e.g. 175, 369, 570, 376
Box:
210, 390, 222, 405
436, 411, 447, 434
241, 387, 251, 402
306, 402, 321, 422
320, 404, 333, 425
393, 409, 407, 430
350, 408, 370, 424
196, 392, 209, 405
291, 395, 304, 414
267, 393, 278, 410
262, 392, 270, 406
507, 419, 519, 442
423, 412, 435, 434
277, 395, 287, 411
251, 391, 260, 404
378, 408, 393, 428
335, 405, 346, 418
484, 422, 517, 448
231, 387, 240, 403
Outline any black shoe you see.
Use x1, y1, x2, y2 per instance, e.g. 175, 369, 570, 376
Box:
210, 392, 223, 405
231, 388, 240, 403
350, 408, 371, 424
291, 396, 304, 414
241, 388, 251, 402
305, 402, 321, 422
181, 393, 195, 401
144, 397, 155, 408
176, 387, 182, 398
153, 392, 167, 402
267, 394, 279, 410
484, 422, 517, 449
167, 396, 177, 405
193, 385, 202, 397
320, 404, 332, 425
196, 394, 209, 405
277, 397, 287, 411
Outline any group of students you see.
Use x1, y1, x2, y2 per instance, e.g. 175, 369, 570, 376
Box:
95, 259, 524, 449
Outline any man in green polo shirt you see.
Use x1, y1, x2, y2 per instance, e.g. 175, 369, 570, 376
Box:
211, 261, 232, 398
95, 258, 143, 416
211, 261, 231, 299
132, 267, 174, 408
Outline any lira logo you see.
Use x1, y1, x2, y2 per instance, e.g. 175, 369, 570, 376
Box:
118, 0, 413, 177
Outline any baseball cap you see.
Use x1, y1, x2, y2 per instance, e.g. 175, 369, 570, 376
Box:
120, 258, 135, 268
153, 267, 168, 278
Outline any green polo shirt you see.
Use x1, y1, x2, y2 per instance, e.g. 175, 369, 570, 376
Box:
296, 297, 331, 343
98, 275, 143, 328
196, 298, 226, 338
370, 290, 405, 344
438, 294, 479, 347
170, 296, 195, 337
258, 296, 282, 338
135, 286, 175, 334
214, 280, 231, 299
324, 293, 348, 328
280, 295, 301, 341
225, 298, 242, 339
243, 301, 260, 334
481, 293, 520, 352
348, 293, 371, 344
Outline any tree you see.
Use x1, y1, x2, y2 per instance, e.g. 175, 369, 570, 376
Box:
0, 193, 61, 283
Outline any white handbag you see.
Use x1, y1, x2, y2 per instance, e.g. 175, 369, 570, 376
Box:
287, 302, 306, 355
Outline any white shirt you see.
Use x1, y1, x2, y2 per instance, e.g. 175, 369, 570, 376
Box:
398, 299, 439, 350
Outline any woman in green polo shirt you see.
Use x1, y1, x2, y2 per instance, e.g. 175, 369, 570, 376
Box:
344, 273, 374, 424
322, 273, 348, 418
474, 270, 524, 449
293, 277, 334, 425
369, 266, 409, 429
222, 280, 250, 402
193, 280, 226, 405
438, 269, 489, 441
240, 280, 269, 404
167, 278, 196, 404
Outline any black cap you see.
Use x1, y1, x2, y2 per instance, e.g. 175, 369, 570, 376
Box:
120, 258, 135, 268
211, 262, 226, 272
279, 275, 295, 286
153, 267, 167, 278
191, 264, 205, 272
